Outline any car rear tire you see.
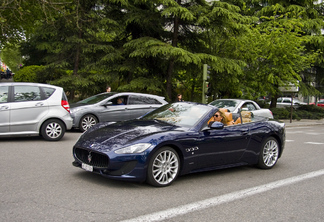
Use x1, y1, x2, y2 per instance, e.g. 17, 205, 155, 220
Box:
79, 114, 98, 132
257, 137, 279, 169
41, 119, 65, 141
147, 147, 180, 187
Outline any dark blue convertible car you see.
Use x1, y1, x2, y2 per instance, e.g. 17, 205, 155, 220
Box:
72, 102, 285, 187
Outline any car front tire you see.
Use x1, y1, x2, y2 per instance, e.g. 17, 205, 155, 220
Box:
41, 119, 65, 141
147, 147, 180, 187
257, 137, 279, 169
79, 114, 98, 132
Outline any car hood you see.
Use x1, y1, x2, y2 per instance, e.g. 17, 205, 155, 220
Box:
75, 120, 177, 152
70, 103, 90, 109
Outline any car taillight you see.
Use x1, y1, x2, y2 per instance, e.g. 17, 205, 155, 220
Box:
61, 100, 70, 113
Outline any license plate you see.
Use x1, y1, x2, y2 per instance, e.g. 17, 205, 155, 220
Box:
82, 163, 93, 172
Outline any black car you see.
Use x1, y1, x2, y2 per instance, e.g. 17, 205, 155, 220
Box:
72, 102, 286, 187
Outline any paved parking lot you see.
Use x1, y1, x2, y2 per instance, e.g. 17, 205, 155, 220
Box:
1, 124, 324, 221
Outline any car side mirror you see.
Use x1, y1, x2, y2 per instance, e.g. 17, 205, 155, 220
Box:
104, 101, 113, 106
210, 121, 224, 129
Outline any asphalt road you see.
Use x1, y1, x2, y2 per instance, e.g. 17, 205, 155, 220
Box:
1, 125, 324, 222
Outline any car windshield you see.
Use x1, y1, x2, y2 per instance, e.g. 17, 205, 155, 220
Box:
77, 93, 117, 105
141, 103, 212, 127
209, 100, 238, 112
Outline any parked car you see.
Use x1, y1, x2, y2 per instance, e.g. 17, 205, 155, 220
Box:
209, 99, 273, 119
310, 99, 324, 108
0, 82, 73, 141
72, 102, 285, 187
276, 97, 307, 108
70, 92, 168, 132
317, 99, 324, 107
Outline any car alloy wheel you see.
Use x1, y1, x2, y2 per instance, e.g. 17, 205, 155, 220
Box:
258, 137, 279, 169
147, 147, 180, 187
80, 114, 98, 132
41, 119, 65, 141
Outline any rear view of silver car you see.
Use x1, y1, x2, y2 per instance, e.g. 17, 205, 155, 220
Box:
0, 82, 73, 141
70, 92, 168, 132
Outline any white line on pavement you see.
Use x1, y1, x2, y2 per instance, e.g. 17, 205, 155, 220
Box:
305, 142, 324, 145
120, 169, 324, 222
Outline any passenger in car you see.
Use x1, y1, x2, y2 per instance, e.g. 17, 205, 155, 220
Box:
213, 111, 226, 124
208, 110, 228, 126
208, 109, 236, 127
116, 97, 125, 105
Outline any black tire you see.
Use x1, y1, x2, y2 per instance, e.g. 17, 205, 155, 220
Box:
79, 114, 98, 132
41, 119, 65, 141
257, 137, 279, 169
147, 147, 180, 187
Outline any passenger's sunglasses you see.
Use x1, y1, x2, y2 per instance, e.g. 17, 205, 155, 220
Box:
214, 114, 219, 117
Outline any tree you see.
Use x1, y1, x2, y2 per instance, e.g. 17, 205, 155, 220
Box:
223, 0, 323, 107
21, 0, 122, 99
0, 43, 23, 73
22, 0, 252, 101
109, 0, 252, 101
0, 0, 69, 47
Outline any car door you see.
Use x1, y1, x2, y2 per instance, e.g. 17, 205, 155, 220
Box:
194, 124, 250, 169
98, 96, 129, 122
0, 85, 10, 133
127, 95, 162, 119
9, 85, 49, 133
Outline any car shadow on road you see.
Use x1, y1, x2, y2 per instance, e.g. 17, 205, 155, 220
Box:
0, 135, 44, 142
70, 165, 258, 189
72, 170, 146, 188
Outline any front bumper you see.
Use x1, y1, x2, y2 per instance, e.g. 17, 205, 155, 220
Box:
72, 146, 148, 182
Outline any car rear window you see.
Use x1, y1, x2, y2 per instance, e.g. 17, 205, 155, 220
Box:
42, 87, 56, 99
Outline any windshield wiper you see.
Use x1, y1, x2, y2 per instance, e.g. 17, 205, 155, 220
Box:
153, 118, 174, 126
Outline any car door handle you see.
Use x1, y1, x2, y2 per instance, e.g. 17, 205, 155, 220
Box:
0, 105, 9, 110
241, 131, 249, 136
35, 102, 44, 106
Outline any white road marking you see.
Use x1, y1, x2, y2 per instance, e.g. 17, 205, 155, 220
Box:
120, 169, 324, 222
305, 142, 324, 145
286, 127, 311, 130
285, 140, 294, 142
286, 131, 305, 133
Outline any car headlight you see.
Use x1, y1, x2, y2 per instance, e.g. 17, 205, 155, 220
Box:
115, 143, 152, 154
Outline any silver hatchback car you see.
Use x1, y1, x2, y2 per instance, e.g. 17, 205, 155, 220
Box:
70, 92, 168, 132
0, 82, 73, 141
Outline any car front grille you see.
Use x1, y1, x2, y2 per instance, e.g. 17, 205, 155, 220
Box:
74, 147, 109, 168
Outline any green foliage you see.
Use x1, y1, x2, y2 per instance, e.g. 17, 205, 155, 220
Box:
0, 44, 23, 73
0, 0, 68, 47
49, 70, 112, 100
118, 77, 164, 94
8, 0, 324, 103
14, 65, 44, 82
271, 105, 324, 120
